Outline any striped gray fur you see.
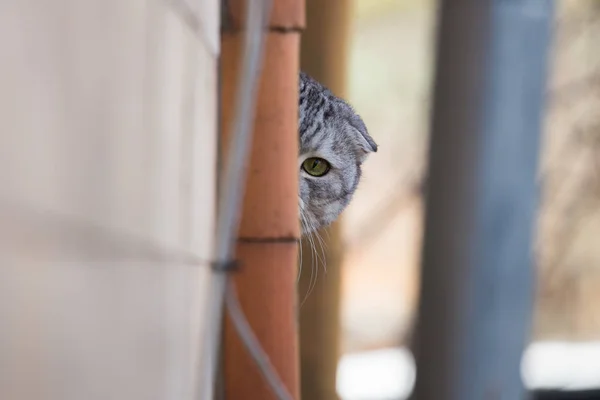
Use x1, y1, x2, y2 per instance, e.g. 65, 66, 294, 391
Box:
298, 71, 377, 234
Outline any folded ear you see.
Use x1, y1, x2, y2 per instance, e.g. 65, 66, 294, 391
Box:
347, 113, 378, 162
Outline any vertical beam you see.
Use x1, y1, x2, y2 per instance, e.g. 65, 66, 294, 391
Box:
413, 1, 556, 399
220, 1, 304, 399
298, 1, 351, 399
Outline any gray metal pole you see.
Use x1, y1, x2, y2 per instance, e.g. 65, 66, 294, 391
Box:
413, 1, 556, 400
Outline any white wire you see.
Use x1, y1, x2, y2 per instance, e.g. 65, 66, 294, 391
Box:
225, 281, 294, 400
201, 1, 294, 400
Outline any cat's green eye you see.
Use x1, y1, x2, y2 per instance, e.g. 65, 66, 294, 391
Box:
302, 157, 330, 177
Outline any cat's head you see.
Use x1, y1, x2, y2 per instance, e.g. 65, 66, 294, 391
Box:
298, 72, 377, 235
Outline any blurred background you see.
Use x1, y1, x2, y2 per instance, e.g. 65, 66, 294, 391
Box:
2, 0, 599, 399
297, 0, 600, 399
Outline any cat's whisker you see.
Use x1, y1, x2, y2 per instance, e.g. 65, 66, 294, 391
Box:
310, 230, 321, 286
323, 227, 331, 241
297, 235, 303, 283
299, 211, 314, 307
308, 232, 317, 297
297, 210, 307, 283
301, 227, 318, 307
310, 231, 324, 270
313, 232, 319, 295
314, 229, 328, 274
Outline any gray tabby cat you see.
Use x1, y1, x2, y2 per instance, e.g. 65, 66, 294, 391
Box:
298, 71, 377, 234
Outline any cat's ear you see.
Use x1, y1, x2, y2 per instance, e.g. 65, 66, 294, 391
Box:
348, 114, 378, 162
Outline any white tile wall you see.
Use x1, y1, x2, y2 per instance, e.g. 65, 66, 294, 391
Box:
0, 0, 219, 399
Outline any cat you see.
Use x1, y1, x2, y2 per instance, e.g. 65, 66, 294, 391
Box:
298, 71, 377, 234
